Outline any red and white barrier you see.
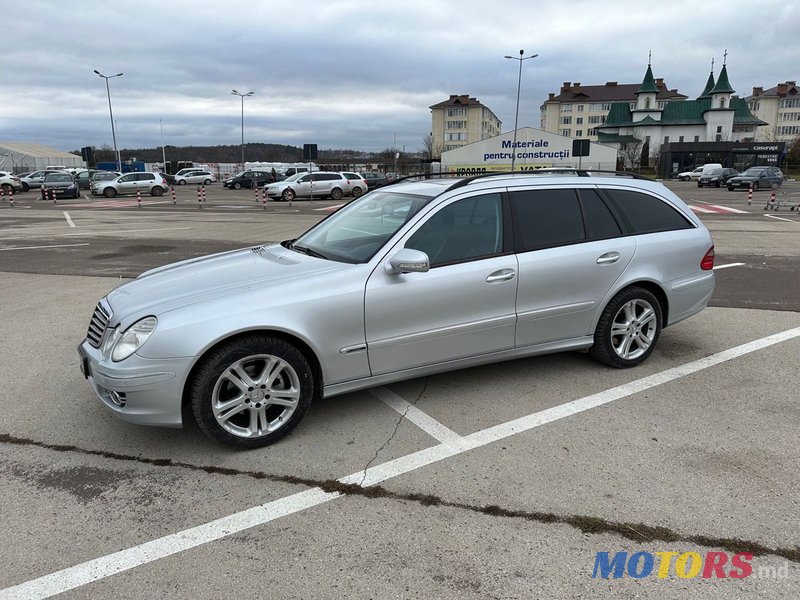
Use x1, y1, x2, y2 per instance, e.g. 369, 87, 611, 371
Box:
747, 183, 753, 205
201, 184, 207, 203
8, 187, 12, 207
51, 187, 57, 204
197, 185, 203, 208
171, 186, 176, 205
137, 189, 142, 207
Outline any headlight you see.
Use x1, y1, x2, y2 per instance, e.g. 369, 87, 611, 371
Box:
112, 316, 157, 362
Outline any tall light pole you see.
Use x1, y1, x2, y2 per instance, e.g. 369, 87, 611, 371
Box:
94, 70, 123, 171
160, 119, 167, 173
231, 90, 254, 169
504, 50, 538, 171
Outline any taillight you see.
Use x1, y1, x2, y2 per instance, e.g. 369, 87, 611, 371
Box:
701, 245, 715, 270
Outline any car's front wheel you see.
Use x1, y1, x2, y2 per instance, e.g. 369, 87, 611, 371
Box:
103, 187, 117, 198
590, 287, 662, 368
233, 182, 242, 190
178, 179, 186, 185
204, 179, 212, 185
190, 334, 314, 449
282, 188, 295, 202
21, 182, 30, 192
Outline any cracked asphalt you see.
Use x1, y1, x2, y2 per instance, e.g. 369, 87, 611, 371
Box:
1, 181, 799, 598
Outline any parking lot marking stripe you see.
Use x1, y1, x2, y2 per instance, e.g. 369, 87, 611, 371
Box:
713, 263, 746, 270
709, 205, 748, 214
62, 212, 76, 228
314, 203, 344, 211
764, 214, 794, 223
370, 387, 464, 447
61, 226, 192, 237
688, 205, 714, 213
0, 243, 89, 252
4, 325, 800, 599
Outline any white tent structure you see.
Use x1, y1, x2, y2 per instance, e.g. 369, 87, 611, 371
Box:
0, 141, 85, 173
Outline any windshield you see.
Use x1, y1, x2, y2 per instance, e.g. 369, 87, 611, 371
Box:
742, 168, 766, 176
283, 173, 304, 182
291, 189, 435, 263
707, 169, 723, 176
46, 173, 71, 182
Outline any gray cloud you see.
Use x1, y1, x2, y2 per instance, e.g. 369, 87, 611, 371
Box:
2, 0, 797, 154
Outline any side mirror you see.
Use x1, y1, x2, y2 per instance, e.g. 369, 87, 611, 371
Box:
385, 248, 430, 275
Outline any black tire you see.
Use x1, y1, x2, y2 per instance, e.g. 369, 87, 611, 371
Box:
697, 182, 702, 188
204, 179, 212, 185
727, 186, 734, 191
151, 186, 164, 197
233, 182, 242, 190
590, 286, 663, 369
716, 181, 721, 188
178, 179, 186, 185
330, 187, 343, 201
352, 186, 363, 198
282, 188, 295, 202
21, 182, 30, 192
681, 176, 689, 181
103, 187, 117, 198
190, 334, 314, 449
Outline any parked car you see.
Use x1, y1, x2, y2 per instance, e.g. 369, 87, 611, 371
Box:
697, 168, 738, 188
174, 170, 216, 185
79, 171, 715, 449
19, 169, 68, 191
340, 172, 368, 197
40, 172, 80, 199
91, 172, 169, 198
265, 171, 350, 201
223, 170, 275, 189
360, 172, 388, 189
726, 166, 784, 191
676, 167, 702, 181
0, 171, 23, 193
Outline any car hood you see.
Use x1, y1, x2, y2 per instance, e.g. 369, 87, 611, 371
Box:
729, 174, 761, 182
107, 244, 348, 325
44, 180, 75, 188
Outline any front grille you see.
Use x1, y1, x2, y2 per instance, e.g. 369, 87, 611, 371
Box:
86, 302, 111, 348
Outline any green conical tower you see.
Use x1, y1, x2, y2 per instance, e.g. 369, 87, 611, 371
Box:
710, 64, 735, 94
636, 63, 659, 94
699, 70, 716, 99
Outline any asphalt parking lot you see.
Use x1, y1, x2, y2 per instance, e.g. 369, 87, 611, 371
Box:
1, 180, 799, 598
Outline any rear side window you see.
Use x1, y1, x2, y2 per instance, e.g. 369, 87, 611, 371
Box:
343, 173, 360, 180
602, 189, 692, 234
578, 189, 622, 239
510, 189, 585, 250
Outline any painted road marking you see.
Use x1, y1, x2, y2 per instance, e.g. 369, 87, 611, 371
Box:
713, 263, 746, 270
62, 212, 76, 228
314, 203, 345, 211
763, 214, 795, 223
689, 204, 748, 215
68, 200, 173, 208
4, 325, 800, 599
370, 387, 464, 448
0, 243, 89, 252
61, 227, 192, 237
708, 204, 748, 214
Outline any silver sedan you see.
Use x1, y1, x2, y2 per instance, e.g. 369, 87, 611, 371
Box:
79, 173, 715, 448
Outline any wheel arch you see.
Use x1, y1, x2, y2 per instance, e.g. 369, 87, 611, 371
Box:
595, 280, 670, 332
180, 328, 324, 423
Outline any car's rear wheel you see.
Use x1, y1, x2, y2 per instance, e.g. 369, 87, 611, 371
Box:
590, 287, 662, 368
190, 334, 314, 449
282, 188, 295, 202
151, 186, 164, 197
352, 186, 363, 198
178, 179, 186, 185
103, 187, 117, 198
330, 187, 343, 201
233, 182, 242, 190
204, 179, 212, 185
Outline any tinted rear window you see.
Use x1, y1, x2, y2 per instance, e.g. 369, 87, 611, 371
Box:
578, 189, 622, 239
510, 189, 585, 250
602, 189, 692, 234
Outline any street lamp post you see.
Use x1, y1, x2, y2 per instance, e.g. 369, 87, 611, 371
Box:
94, 70, 123, 171
231, 90, 254, 169
504, 49, 538, 171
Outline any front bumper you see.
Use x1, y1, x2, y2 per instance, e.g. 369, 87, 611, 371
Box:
78, 339, 193, 428
728, 180, 757, 189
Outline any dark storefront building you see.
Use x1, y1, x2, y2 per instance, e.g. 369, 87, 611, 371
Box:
659, 141, 785, 179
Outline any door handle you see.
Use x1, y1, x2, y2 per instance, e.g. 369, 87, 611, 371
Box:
596, 252, 621, 265
486, 269, 516, 283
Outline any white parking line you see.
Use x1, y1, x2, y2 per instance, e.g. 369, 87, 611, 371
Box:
314, 203, 344, 211
708, 204, 748, 214
713, 263, 746, 270
0, 243, 89, 252
764, 214, 795, 223
370, 387, 464, 448
4, 325, 800, 600
62, 212, 76, 228
61, 227, 192, 237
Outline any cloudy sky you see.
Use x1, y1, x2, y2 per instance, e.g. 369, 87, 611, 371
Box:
3, 0, 797, 154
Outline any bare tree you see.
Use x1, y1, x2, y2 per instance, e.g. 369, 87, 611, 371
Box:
422, 134, 441, 160
649, 142, 662, 171
618, 138, 643, 169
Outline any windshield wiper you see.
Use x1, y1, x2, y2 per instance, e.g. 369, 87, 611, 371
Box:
289, 243, 329, 260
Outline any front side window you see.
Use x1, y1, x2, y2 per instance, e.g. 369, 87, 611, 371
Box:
406, 194, 503, 266
119, 174, 135, 182
602, 189, 693, 234
510, 189, 585, 250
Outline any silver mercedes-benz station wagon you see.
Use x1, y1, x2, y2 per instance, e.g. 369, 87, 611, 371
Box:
79, 172, 715, 448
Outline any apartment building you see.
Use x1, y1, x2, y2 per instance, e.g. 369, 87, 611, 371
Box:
746, 81, 800, 142
540, 79, 687, 141
429, 95, 502, 154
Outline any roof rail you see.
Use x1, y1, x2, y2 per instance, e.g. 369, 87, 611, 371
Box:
381, 169, 654, 192
445, 169, 654, 192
